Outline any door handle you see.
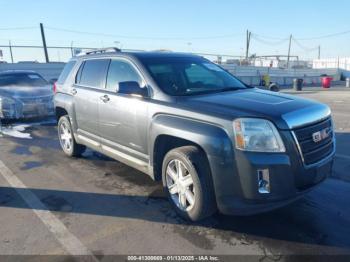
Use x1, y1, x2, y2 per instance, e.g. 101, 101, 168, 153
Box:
71, 88, 77, 95
100, 95, 110, 103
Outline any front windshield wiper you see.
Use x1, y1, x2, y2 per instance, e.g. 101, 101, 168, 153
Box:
217, 87, 244, 93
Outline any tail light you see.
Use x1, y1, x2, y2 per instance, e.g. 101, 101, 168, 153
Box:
53, 82, 57, 93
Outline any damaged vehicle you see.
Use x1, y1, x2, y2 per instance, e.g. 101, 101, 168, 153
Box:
55, 49, 335, 221
0, 70, 55, 120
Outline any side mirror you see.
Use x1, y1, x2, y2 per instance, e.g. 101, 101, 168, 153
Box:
49, 78, 58, 84
118, 81, 148, 97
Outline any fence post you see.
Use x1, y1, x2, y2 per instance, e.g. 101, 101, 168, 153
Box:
9, 40, 14, 63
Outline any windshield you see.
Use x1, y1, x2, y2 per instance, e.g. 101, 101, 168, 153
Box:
0, 73, 48, 87
139, 56, 247, 96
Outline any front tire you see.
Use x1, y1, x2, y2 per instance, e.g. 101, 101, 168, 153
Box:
162, 146, 216, 221
58, 115, 85, 157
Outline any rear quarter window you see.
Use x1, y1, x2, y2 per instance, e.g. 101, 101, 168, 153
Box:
57, 60, 76, 84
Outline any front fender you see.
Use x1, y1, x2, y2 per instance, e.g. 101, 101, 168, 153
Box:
149, 114, 243, 204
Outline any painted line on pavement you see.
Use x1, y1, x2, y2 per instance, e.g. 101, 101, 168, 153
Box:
0, 160, 97, 259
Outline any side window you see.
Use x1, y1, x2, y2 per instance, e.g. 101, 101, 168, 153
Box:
58, 60, 76, 84
106, 60, 143, 91
77, 59, 110, 88
75, 62, 85, 84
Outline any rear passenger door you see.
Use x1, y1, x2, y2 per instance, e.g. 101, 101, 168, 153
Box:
73, 59, 110, 140
98, 58, 149, 162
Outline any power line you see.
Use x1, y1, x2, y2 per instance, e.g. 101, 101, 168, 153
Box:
0, 26, 36, 31
251, 34, 289, 45
295, 30, 350, 40
292, 38, 319, 52
250, 33, 288, 41
45, 26, 243, 40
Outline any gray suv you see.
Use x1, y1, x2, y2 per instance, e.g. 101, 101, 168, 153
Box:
54, 48, 335, 221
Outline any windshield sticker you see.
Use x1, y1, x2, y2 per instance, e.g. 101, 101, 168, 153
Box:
203, 63, 223, 72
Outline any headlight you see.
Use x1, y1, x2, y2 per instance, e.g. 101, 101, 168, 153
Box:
0, 96, 17, 118
233, 118, 285, 152
0, 96, 16, 107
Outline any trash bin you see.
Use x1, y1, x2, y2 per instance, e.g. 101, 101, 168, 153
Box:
293, 78, 303, 91
346, 78, 350, 88
269, 82, 280, 92
321, 76, 333, 88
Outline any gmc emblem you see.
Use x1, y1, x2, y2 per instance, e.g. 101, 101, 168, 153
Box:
312, 127, 331, 143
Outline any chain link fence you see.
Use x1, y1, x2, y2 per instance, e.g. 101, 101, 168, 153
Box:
0, 44, 97, 63
0, 43, 246, 65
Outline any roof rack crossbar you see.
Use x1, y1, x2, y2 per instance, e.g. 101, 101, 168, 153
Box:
81, 47, 121, 56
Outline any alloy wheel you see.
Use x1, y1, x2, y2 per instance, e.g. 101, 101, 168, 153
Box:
166, 159, 195, 211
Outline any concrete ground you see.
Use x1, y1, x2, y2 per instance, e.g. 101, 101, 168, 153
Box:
0, 87, 349, 261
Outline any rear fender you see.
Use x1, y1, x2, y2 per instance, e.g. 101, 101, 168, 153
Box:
54, 93, 78, 132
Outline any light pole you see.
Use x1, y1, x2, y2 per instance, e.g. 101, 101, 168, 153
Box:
114, 41, 122, 50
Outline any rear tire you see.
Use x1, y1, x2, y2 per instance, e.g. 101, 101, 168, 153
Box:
162, 146, 216, 221
58, 115, 85, 157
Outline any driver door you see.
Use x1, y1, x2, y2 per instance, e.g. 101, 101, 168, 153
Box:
98, 58, 149, 163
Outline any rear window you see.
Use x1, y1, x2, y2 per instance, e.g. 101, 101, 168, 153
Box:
76, 59, 110, 88
57, 60, 76, 84
0, 73, 48, 87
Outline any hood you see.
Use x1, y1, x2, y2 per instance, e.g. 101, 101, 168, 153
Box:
0, 85, 53, 99
177, 88, 330, 130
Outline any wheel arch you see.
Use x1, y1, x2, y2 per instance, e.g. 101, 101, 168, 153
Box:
54, 93, 77, 131
149, 114, 234, 182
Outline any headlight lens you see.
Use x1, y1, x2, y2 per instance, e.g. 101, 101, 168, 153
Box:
0, 96, 17, 118
233, 118, 285, 152
0, 96, 16, 107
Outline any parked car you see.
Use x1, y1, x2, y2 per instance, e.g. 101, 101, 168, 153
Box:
55, 48, 335, 221
0, 70, 55, 120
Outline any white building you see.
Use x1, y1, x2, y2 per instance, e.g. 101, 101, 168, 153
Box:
253, 58, 310, 69
313, 57, 350, 71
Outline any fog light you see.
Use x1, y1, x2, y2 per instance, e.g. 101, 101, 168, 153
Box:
257, 169, 270, 194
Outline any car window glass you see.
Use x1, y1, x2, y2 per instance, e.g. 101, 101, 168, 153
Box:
106, 60, 143, 91
78, 59, 110, 88
185, 64, 224, 86
75, 62, 84, 84
0, 73, 48, 87
140, 57, 246, 96
58, 60, 76, 84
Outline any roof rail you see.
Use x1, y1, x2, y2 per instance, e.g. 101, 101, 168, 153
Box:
77, 47, 121, 56
152, 49, 173, 52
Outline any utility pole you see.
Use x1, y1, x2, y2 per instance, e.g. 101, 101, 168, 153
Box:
9, 40, 14, 63
70, 41, 74, 57
286, 34, 292, 68
40, 23, 49, 63
245, 30, 251, 60
318, 45, 321, 60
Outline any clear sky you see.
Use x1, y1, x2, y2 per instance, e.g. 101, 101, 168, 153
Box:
1, 0, 350, 62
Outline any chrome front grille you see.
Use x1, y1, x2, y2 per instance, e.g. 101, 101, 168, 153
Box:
19, 96, 53, 104
292, 117, 335, 166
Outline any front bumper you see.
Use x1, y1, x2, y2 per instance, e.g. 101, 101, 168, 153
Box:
211, 129, 335, 216
0, 100, 55, 120
217, 151, 334, 215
